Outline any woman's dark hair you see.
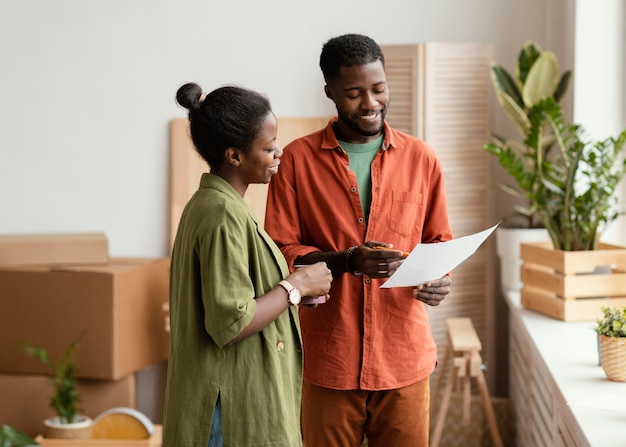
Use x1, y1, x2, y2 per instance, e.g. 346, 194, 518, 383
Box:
176, 83, 272, 169
319, 34, 385, 82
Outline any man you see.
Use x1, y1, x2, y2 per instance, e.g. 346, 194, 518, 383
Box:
264, 33, 453, 447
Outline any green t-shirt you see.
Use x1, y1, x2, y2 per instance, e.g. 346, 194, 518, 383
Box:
339, 135, 384, 220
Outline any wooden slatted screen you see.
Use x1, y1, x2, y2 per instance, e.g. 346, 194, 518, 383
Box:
383, 44, 424, 137
382, 42, 495, 388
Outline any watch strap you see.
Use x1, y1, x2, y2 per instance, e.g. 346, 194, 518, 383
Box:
278, 280, 294, 294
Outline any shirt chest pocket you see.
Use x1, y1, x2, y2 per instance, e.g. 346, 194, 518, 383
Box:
389, 191, 424, 237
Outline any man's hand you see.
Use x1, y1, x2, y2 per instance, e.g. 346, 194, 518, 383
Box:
412, 275, 451, 306
352, 241, 407, 278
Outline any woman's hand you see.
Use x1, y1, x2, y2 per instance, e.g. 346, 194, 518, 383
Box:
288, 262, 332, 298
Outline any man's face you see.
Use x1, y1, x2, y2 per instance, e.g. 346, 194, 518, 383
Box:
324, 60, 389, 144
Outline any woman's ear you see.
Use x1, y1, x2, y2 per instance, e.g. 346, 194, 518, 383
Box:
224, 147, 242, 167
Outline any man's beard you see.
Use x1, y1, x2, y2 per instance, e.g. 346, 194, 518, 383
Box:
338, 107, 387, 137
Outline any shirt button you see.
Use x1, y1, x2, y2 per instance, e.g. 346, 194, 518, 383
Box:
358, 217, 364, 223
365, 278, 371, 284
350, 187, 357, 193
276, 341, 285, 352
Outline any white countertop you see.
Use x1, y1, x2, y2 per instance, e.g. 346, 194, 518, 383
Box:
506, 292, 626, 446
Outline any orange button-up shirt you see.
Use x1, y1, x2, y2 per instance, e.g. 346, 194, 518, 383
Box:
265, 118, 453, 391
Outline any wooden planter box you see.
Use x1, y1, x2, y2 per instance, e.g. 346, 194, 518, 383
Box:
35, 425, 161, 447
520, 242, 626, 321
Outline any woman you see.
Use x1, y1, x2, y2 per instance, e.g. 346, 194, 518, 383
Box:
162, 83, 332, 447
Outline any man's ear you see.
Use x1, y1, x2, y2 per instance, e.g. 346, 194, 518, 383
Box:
224, 147, 242, 167
324, 84, 333, 100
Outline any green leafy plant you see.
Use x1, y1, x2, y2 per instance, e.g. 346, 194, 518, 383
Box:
490, 41, 571, 138
22, 333, 85, 424
485, 41, 626, 249
487, 41, 571, 228
0, 425, 38, 447
485, 96, 626, 251
595, 306, 626, 338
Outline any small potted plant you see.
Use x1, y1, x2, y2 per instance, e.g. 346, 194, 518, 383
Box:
595, 306, 626, 382
0, 424, 38, 447
22, 333, 92, 439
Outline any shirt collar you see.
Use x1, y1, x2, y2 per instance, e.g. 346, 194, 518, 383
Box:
199, 172, 265, 226
200, 172, 243, 202
321, 117, 402, 152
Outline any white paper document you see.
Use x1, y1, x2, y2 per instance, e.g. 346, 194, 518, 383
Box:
380, 222, 500, 288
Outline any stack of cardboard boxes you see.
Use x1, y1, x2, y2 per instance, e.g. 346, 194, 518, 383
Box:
0, 233, 170, 437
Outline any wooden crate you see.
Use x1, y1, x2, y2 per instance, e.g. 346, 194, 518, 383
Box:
35, 425, 161, 447
520, 242, 626, 321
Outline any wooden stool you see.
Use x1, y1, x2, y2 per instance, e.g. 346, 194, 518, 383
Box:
430, 317, 503, 447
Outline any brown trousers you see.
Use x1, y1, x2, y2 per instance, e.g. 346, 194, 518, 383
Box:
301, 377, 430, 447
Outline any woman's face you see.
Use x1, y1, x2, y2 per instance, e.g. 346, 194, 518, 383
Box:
239, 111, 282, 185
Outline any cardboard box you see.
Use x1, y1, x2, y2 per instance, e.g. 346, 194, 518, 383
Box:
0, 258, 170, 379
0, 233, 109, 267
35, 426, 162, 447
0, 372, 137, 438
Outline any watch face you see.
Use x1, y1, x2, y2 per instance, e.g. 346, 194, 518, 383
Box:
289, 288, 301, 305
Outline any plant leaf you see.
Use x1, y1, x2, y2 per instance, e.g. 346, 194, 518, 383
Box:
0, 425, 38, 447
495, 91, 531, 136
523, 52, 559, 107
553, 70, 571, 103
516, 41, 542, 85
490, 64, 524, 109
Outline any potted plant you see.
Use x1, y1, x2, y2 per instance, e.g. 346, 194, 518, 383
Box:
487, 95, 626, 252
22, 333, 92, 439
0, 424, 38, 447
486, 40, 626, 250
595, 306, 626, 382
485, 41, 626, 320
491, 95, 626, 320
486, 41, 571, 292
488, 41, 571, 227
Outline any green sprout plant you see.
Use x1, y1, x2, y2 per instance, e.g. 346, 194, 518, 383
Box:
22, 333, 85, 424
595, 306, 626, 338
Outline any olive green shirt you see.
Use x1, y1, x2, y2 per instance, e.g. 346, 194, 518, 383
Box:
163, 173, 303, 447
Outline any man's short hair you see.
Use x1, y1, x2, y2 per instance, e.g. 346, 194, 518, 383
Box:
319, 34, 385, 82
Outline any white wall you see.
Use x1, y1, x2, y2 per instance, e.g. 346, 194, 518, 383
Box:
574, 0, 626, 245
0, 0, 575, 257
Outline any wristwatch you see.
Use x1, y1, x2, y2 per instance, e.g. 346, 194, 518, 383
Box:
278, 280, 301, 306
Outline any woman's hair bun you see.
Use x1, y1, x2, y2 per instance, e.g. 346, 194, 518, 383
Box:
176, 82, 203, 111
